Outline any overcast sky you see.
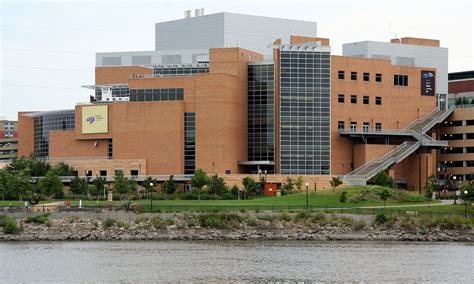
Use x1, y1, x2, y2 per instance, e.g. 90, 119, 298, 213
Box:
1, 0, 473, 120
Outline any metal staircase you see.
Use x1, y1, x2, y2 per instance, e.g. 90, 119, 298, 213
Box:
343, 106, 454, 185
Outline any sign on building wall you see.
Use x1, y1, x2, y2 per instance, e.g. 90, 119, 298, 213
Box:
421, 70, 436, 96
82, 105, 108, 134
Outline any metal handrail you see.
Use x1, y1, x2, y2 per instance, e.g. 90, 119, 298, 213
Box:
421, 105, 455, 133
403, 106, 440, 130
30, 174, 195, 182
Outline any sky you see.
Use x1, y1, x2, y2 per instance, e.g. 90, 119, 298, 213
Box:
1, 0, 473, 120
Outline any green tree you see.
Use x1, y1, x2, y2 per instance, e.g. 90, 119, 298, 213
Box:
113, 171, 136, 198
94, 177, 107, 198
88, 184, 98, 196
70, 176, 88, 195
379, 188, 390, 208
339, 190, 347, 210
142, 176, 158, 194
39, 171, 64, 199
51, 162, 74, 176
295, 176, 304, 191
242, 176, 259, 197
373, 171, 395, 188
424, 174, 437, 200
191, 169, 209, 191
208, 174, 227, 199
230, 184, 239, 198
7, 155, 51, 177
162, 175, 177, 195
330, 176, 343, 191
280, 177, 295, 195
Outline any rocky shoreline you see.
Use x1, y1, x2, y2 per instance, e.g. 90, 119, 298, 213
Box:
1, 213, 472, 242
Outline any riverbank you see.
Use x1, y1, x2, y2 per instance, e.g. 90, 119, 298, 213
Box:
1, 212, 472, 242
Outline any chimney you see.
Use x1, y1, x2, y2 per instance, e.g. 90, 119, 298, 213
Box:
184, 10, 191, 18
200, 8, 205, 16
195, 9, 200, 17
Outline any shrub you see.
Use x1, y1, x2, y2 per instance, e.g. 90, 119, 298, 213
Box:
3, 216, 21, 234
373, 171, 395, 188
246, 217, 257, 227
311, 212, 326, 223
68, 215, 81, 223
0, 215, 8, 226
278, 212, 292, 222
294, 211, 311, 221
25, 213, 50, 224
258, 214, 275, 222
354, 220, 366, 230
375, 213, 388, 224
184, 213, 198, 227
198, 214, 241, 229
116, 220, 129, 229
152, 216, 164, 227
102, 218, 116, 229
165, 217, 175, 226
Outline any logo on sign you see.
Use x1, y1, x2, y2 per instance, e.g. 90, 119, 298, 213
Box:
423, 72, 434, 79
86, 116, 95, 124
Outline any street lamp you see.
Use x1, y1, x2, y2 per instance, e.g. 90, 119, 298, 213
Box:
463, 190, 469, 218
453, 176, 457, 204
305, 182, 309, 210
149, 182, 154, 211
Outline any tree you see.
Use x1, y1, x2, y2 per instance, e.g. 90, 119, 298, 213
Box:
339, 191, 347, 210
373, 171, 395, 188
330, 176, 343, 191
242, 176, 259, 198
39, 171, 64, 199
208, 174, 227, 199
280, 177, 295, 195
424, 174, 438, 200
94, 177, 107, 198
230, 184, 240, 198
88, 184, 98, 196
142, 176, 158, 194
113, 171, 136, 198
70, 176, 88, 195
162, 175, 177, 195
379, 188, 390, 208
295, 176, 304, 191
191, 169, 209, 191
51, 162, 74, 176
7, 155, 51, 177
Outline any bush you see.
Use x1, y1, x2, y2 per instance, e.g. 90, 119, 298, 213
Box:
354, 220, 366, 230
68, 215, 81, 223
373, 171, 395, 188
198, 214, 241, 229
165, 217, 175, 226
3, 216, 21, 234
311, 212, 326, 223
116, 220, 129, 229
375, 213, 388, 224
152, 216, 164, 227
246, 217, 257, 227
102, 218, 116, 229
294, 211, 311, 221
258, 214, 275, 222
278, 212, 291, 222
25, 213, 50, 224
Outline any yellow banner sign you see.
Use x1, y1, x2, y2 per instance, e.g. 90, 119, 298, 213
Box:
82, 105, 108, 134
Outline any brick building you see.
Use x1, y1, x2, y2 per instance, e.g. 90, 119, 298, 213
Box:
17, 12, 461, 190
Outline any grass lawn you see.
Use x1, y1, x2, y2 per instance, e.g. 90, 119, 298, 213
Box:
1, 185, 438, 208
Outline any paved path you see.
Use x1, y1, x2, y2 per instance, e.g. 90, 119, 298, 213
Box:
358, 200, 454, 209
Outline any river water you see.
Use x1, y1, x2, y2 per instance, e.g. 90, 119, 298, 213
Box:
1, 241, 472, 283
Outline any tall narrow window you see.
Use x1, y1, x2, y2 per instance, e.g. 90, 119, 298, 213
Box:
108, 139, 113, 159
363, 96, 369, 104
376, 73, 382, 82
338, 71, 345, 79
338, 121, 345, 130
375, 123, 382, 132
351, 72, 357, 80
351, 95, 357, 104
338, 94, 345, 103
363, 122, 369, 132
350, 122, 357, 132
363, 73, 370, 81
184, 113, 196, 174
375, 96, 382, 105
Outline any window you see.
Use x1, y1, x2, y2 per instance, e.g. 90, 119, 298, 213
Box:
363, 73, 370, 81
338, 94, 345, 103
351, 72, 357, 80
129, 88, 184, 102
363, 96, 369, 104
351, 95, 357, 104
338, 121, 345, 130
350, 122, 357, 132
375, 123, 382, 132
363, 122, 369, 132
376, 73, 382, 82
99, 170, 107, 177
394, 74, 408, 86
338, 71, 345, 79
375, 96, 382, 105
130, 170, 139, 176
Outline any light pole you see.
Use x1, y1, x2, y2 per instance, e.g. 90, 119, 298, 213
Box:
305, 182, 309, 210
149, 182, 154, 212
463, 190, 469, 218
453, 176, 457, 204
